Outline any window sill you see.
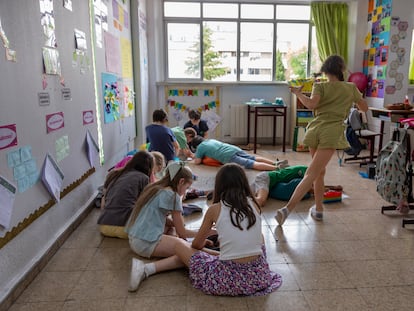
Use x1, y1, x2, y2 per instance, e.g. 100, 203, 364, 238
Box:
156, 81, 289, 87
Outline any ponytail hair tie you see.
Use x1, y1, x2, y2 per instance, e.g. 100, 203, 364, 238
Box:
166, 161, 185, 180
166, 161, 198, 181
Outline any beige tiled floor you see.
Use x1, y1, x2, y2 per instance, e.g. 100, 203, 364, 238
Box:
8, 147, 414, 311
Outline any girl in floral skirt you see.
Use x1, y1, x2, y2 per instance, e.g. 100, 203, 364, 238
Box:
175, 163, 282, 296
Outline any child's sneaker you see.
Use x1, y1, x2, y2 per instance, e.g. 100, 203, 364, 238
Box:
129, 258, 146, 292
275, 159, 289, 169
310, 206, 323, 221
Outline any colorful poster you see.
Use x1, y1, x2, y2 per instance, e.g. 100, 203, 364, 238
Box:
364, 0, 392, 99
0, 124, 18, 150
101, 72, 120, 123
380, 46, 388, 65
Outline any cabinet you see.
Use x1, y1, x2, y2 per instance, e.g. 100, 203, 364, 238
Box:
291, 93, 313, 151
294, 93, 313, 126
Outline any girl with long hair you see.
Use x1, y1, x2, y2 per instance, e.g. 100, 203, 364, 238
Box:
127, 161, 202, 292
97, 150, 154, 239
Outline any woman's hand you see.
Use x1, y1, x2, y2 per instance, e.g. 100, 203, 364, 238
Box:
289, 85, 304, 95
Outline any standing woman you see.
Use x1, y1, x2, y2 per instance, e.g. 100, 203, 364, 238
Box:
275, 55, 368, 225
97, 151, 154, 239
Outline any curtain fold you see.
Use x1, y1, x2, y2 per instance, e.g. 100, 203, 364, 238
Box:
409, 33, 414, 84
311, 2, 348, 63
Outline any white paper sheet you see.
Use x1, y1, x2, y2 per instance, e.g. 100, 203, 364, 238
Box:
41, 153, 64, 202
85, 130, 99, 167
0, 175, 16, 230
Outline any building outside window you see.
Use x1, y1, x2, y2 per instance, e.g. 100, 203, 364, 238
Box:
163, 1, 321, 82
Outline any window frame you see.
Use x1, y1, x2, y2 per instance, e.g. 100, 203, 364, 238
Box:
163, 0, 316, 82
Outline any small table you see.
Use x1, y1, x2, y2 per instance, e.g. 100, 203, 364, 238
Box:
245, 101, 287, 154
369, 107, 414, 151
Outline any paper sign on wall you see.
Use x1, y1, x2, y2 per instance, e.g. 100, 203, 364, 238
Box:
41, 153, 64, 202
0, 124, 18, 150
0, 175, 16, 231
46, 112, 64, 133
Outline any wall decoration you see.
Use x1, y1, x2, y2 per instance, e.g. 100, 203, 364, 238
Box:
101, 72, 120, 123
42, 46, 61, 75
74, 28, 87, 50
104, 31, 120, 74
0, 175, 15, 231
168, 99, 219, 114
385, 18, 409, 93
123, 85, 135, 117
63, 0, 72, 11
168, 89, 215, 96
0, 124, 18, 150
46, 111, 64, 133
0, 17, 16, 62
82, 110, 94, 125
364, 0, 393, 99
85, 130, 99, 167
166, 86, 220, 135
7, 146, 39, 193
39, 0, 56, 47
55, 135, 69, 162
41, 153, 64, 202
120, 37, 132, 78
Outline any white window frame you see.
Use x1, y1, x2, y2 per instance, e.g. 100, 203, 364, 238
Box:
163, 0, 316, 82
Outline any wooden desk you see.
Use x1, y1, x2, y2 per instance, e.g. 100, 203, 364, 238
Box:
369, 107, 414, 151
245, 102, 287, 154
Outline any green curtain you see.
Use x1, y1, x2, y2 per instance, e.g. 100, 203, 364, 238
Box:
409, 33, 414, 84
311, 2, 349, 63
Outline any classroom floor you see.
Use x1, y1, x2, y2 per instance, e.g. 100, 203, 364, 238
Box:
7, 146, 414, 311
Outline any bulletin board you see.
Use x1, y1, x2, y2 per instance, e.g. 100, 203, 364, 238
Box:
165, 86, 222, 137
0, 0, 136, 240
363, 0, 393, 99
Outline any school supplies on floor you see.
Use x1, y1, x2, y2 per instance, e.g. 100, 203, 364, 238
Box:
323, 190, 342, 203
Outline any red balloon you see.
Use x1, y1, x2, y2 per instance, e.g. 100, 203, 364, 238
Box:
348, 72, 368, 92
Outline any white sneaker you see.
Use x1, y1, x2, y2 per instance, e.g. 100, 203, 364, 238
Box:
275, 159, 289, 169
310, 206, 323, 221
275, 207, 289, 226
128, 258, 146, 292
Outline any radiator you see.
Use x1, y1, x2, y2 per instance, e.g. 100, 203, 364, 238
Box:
229, 105, 282, 139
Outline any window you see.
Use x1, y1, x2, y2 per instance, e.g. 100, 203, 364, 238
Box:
163, 1, 319, 81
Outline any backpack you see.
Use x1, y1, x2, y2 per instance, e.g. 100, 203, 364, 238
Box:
344, 108, 364, 156
348, 108, 363, 131
345, 125, 363, 156
375, 128, 409, 205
